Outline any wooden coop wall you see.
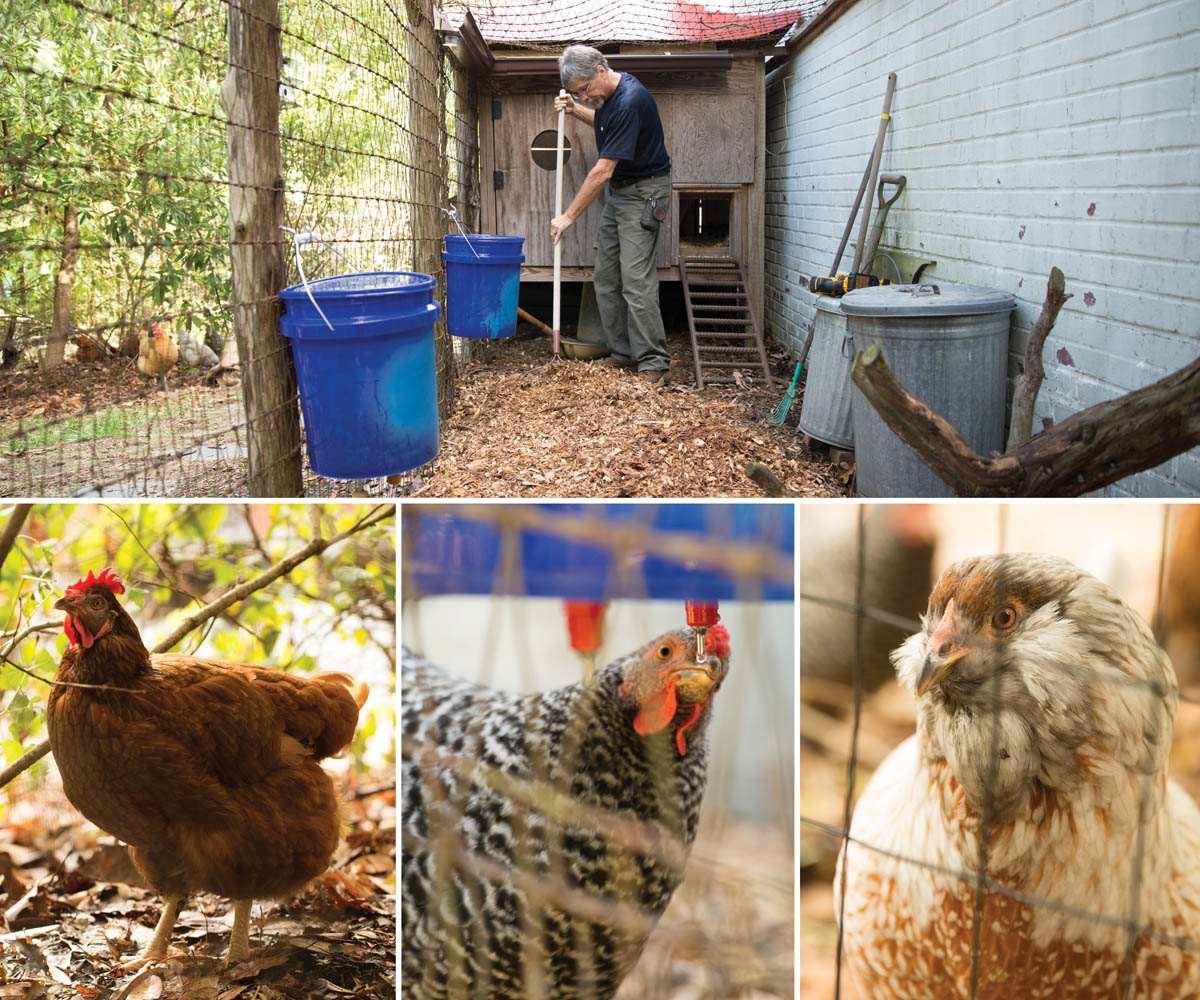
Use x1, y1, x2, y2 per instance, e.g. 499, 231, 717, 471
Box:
477, 55, 766, 331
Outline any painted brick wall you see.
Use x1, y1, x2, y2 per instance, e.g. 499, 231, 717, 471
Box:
765, 0, 1200, 496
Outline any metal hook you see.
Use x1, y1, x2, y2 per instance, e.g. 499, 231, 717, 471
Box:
281, 226, 356, 332
440, 207, 480, 259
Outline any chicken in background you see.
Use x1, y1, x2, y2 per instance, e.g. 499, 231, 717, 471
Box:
401, 624, 731, 1000
46, 569, 368, 968
136, 321, 178, 377
1158, 504, 1200, 696
800, 504, 934, 708
71, 334, 109, 362
176, 328, 219, 368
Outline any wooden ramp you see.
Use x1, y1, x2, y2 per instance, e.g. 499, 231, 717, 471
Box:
679, 256, 773, 389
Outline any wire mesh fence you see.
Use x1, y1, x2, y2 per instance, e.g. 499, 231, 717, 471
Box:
1, 0, 471, 498
399, 502, 795, 998
799, 503, 1200, 1000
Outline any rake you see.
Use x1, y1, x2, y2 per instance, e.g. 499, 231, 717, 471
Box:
767, 361, 803, 425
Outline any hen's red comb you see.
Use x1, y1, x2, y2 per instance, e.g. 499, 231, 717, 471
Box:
704, 623, 730, 660
65, 568, 125, 598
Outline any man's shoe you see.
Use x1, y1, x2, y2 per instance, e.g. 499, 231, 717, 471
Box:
593, 357, 634, 370
639, 368, 669, 386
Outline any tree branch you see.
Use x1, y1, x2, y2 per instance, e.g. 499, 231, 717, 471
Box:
152, 504, 393, 652
0, 742, 52, 792
851, 346, 1200, 496
0, 504, 34, 573
1006, 267, 1071, 450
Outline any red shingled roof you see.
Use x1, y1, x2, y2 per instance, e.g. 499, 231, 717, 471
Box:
442, 0, 816, 46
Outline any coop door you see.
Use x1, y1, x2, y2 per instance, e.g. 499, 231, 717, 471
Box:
491, 95, 599, 269
677, 190, 738, 259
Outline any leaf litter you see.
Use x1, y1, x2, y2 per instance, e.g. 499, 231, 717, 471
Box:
411, 328, 846, 498
0, 778, 395, 999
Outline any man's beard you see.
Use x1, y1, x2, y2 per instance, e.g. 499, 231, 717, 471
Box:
581, 95, 606, 110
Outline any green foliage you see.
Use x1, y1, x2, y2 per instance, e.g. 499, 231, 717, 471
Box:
0, 503, 396, 811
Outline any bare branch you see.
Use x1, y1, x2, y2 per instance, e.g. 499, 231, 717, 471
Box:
0, 741, 51, 790
0, 504, 34, 573
1007, 267, 1071, 450
851, 345, 1200, 497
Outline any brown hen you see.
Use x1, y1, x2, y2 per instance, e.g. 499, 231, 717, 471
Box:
46, 569, 367, 967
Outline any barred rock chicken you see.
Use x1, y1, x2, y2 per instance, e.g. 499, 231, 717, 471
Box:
46, 570, 367, 967
838, 553, 1200, 999
401, 624, 731, 1000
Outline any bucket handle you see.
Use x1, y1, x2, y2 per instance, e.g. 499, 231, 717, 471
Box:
281, 225, 356, 331
908, 283, 941, 297
441, 207, 481, 260
841, 329, 855, 360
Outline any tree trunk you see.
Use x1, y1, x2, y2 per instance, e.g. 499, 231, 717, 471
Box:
220, 0, 303, 497
408, 0, 456, 422
851, 345, 1200, 496
43, 203, 78, 371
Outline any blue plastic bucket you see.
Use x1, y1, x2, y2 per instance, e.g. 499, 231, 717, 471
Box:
279, 271, 440, 480
442, 234, 526, 339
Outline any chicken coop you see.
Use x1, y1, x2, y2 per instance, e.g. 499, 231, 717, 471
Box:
401, 502, 796, 998
442, 1, 805, 336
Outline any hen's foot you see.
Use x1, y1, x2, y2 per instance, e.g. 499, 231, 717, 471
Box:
120, 893, 185, 971
221, 898, 254, 969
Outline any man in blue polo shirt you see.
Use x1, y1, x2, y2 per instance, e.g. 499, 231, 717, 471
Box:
551, 45, 672, 385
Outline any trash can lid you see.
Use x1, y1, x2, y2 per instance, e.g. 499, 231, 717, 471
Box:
841, 283, 1015, 317
812, 295, 844, 314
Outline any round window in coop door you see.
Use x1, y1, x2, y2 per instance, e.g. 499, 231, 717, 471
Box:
531, 130, 571, 170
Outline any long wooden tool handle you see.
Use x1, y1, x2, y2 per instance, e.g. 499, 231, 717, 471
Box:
850, 72, 897, 274
553, 89, 566, 356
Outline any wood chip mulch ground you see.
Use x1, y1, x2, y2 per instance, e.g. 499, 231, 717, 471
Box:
409, 327, 849, 499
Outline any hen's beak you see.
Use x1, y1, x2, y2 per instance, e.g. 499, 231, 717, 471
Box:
916, 598, 968, 696
666, 654, 723, 699
917, 647, 969, 696
54, 596, 80, 614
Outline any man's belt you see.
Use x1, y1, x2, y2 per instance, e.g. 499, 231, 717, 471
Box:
609, 171, 670, 189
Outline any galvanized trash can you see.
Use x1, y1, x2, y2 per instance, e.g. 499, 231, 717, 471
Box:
797, 296, 854, 449
843, 283, 1014, 498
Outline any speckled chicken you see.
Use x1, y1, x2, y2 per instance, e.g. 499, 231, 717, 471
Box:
46, 569, 367, 967
838, 553, 1200, 999
401, 624, 731, 1000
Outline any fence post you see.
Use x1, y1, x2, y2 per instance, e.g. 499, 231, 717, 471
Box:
406, 0, 456, 421
221, 0, 304, 496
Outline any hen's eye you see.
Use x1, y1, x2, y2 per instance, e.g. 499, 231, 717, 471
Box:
992, 607, 1016, 629
658, 644, 672, 659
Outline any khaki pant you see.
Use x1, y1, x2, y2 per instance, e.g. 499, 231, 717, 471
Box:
593, 174, 671, 373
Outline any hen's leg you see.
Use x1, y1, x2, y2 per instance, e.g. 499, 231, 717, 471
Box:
223, 899, 253, 966
121, 893, 183, 970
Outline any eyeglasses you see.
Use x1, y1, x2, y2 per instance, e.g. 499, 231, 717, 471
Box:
570, 77, 600, 102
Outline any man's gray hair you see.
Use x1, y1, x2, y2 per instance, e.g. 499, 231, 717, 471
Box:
559, 45, 609, 90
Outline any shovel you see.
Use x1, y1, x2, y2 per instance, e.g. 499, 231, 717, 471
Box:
767, 360, 803, 425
